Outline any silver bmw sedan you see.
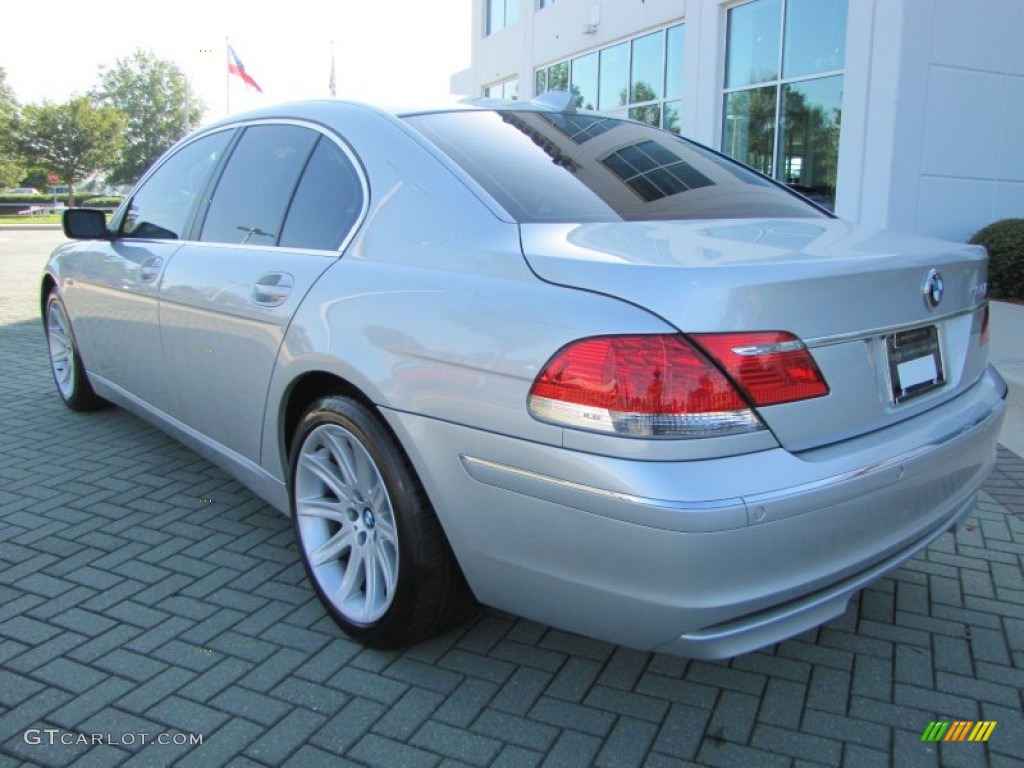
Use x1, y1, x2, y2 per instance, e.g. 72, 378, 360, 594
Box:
41, 97, 1006, 658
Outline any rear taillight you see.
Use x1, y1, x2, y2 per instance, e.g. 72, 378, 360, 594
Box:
527, 335, 764, 438
691, 332, 829, 406
980, 303, 990, 346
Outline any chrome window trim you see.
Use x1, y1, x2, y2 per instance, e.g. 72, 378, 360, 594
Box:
118, 118, 370, 256
195, 117, 371, 255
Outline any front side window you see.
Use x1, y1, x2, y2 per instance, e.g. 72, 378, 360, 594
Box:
200, 125, 317, 246
723, 0, 847, 209
406, 110, 825, 223
536, 24, 685, 134
120, 131, 232, 240
486, 0, 519, 35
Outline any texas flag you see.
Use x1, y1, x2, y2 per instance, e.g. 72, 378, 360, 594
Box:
228, 45, 263, 93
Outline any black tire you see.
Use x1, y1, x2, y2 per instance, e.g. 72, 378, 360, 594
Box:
43, 291, 109, 412
289, 395, 476, 648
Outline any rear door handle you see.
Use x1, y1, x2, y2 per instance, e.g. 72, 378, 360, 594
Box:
251, 272, 294, 306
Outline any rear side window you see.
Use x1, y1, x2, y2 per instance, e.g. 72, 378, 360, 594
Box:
200, 125, 317, 245
405, 110, 826, 223
279, 137, 364, 250
121, 131, 232, 240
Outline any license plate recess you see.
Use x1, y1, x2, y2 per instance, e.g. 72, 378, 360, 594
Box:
886, 325, 945, 404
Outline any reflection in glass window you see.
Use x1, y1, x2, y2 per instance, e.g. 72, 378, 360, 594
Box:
723, 0, 847, 209
538, 113, 619, 144
548, 61, 569, 93
279, 138, 364, 251
783, 0, 847, 78
603, 140, 713, 203
406, 110, 822, 222
200, 125, 317, 245
485, 78, 519, 100
486, 0, 518, 35
724, 0, 781, 88
631, 32, 664, 103
571, 52, 598, 110
629, 104, 662, 128
121, 131, 232, 240
535, 24, 684, 133
779, 76, 842, 205
723, 87, 777, 176
663, 101, 681, 134
598, 43, 629, 110
665, 25, 684, 100
539, 0, 555, 7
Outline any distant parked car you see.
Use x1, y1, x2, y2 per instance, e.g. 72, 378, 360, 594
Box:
6, 187, 39, 195
41, 97, 1006, 657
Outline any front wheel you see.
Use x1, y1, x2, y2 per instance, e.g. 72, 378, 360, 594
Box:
290, 395, 475, 648
44, 292, 108, 411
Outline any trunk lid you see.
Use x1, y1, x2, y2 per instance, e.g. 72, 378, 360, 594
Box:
520, 219, 991, 451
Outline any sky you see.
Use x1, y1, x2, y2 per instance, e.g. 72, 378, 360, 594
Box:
1, 0, 472, 125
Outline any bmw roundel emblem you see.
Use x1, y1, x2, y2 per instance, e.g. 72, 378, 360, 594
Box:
923, 269, 944, 310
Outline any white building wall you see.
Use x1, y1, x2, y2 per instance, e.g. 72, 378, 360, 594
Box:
452, 0, 1024, 242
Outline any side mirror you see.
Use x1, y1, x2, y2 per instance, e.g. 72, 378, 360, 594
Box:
62, 208, 110, 240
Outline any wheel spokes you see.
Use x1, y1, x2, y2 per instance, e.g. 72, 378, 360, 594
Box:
309, 526, 354, 567
47, 303, 75, 397
295, 422, 401, 625
303, 451, 358, 504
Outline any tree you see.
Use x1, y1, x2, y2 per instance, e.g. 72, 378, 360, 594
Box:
0, 67, 25, 188
94, 49, 204, 185
19, 96, 125, 206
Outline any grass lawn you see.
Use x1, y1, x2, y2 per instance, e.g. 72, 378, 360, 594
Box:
0, 215, 62, 225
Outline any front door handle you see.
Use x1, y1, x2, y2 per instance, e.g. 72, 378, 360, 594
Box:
251, 272, 294, 306
138, 257, 163, 283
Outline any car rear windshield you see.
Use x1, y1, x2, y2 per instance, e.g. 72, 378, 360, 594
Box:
404, 110, 827, 223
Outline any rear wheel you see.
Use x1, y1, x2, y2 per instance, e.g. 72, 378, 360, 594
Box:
44, 292, 108, 411
290, 395, 475, 648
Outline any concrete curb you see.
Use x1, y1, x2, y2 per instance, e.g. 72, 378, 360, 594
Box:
0, 224, 63, 232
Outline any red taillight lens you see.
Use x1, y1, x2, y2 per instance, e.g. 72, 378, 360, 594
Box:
691, 332, 829, 406
980, 303, 990, 346
527, 335, 764, 438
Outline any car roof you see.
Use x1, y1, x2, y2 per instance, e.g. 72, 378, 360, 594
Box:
196, 93, 585, 132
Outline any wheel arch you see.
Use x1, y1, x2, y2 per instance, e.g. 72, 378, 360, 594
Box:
279, 370, 376, 476
40, 273, 58, 317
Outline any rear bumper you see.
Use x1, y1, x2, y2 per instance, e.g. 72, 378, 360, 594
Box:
383, 366, 1006, 657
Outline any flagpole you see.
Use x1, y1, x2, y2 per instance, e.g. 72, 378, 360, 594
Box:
329, 41, 336, 97
225, 36, 231, 115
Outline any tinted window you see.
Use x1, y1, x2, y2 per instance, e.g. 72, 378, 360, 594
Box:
121, 131, 231, 240
406, 110, 825, 223
279, 138, 364, 250
200, 125, 317, 245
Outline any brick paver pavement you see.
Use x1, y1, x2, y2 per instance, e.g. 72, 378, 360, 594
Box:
1, 230, 1022, 767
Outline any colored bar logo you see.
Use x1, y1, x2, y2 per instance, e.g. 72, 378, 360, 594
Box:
921, 721, 996, 742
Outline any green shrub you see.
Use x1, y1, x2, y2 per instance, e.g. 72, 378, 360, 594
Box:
970, 218, 1024, 300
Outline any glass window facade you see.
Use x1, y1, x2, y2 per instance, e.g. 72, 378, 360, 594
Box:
535, 24, 685, 133
484, 78, 519, 100
723, 0, 847, 209
486, 0, 519, 36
